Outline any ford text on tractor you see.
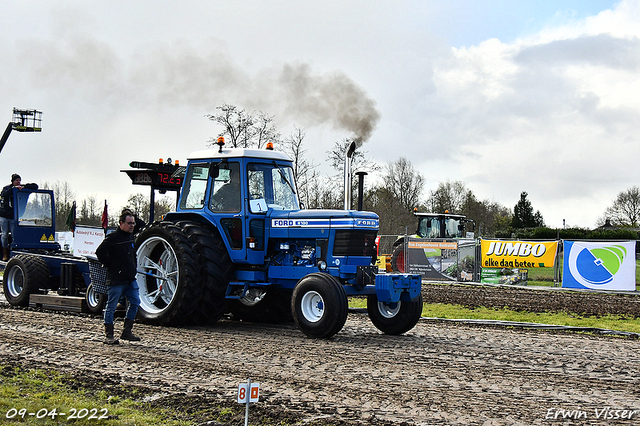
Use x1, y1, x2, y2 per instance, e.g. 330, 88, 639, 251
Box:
131, 138, 423, 338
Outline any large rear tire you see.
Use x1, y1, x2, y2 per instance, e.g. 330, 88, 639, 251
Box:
2, 254, 49, 306
135, 221, 232, 326
367, 293, 423, 335
292, 273, 348, 338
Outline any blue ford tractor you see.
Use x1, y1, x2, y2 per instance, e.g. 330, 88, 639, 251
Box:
132, 139, 423, 338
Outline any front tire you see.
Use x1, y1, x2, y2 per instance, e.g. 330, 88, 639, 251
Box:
85, 283, 107, 315
367, 293, 423, 335
2, 254, 49, 306
292, 273, 348, 338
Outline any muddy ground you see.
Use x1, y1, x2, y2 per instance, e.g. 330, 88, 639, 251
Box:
1, 284, 640, 425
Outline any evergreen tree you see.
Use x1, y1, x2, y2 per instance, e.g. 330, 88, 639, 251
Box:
511, 191, 544, 228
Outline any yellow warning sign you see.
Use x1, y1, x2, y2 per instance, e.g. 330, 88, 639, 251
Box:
40, 234, 47, 242
48, 234, 54, 241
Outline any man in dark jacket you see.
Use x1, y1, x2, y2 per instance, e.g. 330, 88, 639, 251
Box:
0, 174, 23, 261
96, 209, 141, 344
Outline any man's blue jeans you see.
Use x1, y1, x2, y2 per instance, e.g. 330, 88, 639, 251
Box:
104, 280, 140, 324
0, 216, 14, 248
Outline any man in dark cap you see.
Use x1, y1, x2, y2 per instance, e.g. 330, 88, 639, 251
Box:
95, 209, 141, 344
0, 174, 23, 261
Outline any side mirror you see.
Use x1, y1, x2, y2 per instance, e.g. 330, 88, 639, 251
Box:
209, 162, 229, 180
209, 164, 220, 179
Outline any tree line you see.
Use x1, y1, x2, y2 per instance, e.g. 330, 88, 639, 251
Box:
49, 103, 640, 238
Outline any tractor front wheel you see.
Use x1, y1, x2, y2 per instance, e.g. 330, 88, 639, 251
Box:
367, 293, 423, 335
85, 284, 107, 315
292, 273, 348, 338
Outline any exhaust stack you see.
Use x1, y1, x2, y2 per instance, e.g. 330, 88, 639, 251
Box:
343, 141, 357, 210
356, 171, 367, 211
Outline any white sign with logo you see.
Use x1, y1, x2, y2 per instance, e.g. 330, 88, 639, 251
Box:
562, 240, 636, 291
73, 226, 105, 258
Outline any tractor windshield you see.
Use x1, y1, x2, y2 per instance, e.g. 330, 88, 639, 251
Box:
417, 215, 465, 239
248, 162, 299, 213
417, 216, 440, 238
444, 217, 463, 238
16, 191, 54, 227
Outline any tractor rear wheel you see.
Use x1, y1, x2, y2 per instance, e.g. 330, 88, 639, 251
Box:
390, 244, 406, 273
3, 254, 49, 306
135, 221, 232, 326
292, 273, 348, 338
367, 293, 423, 335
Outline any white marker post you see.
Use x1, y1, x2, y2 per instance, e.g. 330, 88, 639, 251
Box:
237, 378, 259, 426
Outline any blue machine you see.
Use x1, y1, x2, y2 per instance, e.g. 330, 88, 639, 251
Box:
0, 187, 102, 313
133, 139, 423, 338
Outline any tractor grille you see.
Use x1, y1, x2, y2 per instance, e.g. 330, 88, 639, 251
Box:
333, 230, 377, 257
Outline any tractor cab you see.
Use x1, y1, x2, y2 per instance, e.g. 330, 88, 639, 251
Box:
169, 138, 300, 265
415, 212, 475, 239
4, 186, 59, 252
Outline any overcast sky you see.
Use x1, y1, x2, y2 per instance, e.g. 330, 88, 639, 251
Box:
1, 0, 636, 229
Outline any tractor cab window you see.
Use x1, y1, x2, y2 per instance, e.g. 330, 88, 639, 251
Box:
418, 217, 441, 238
17, 192, 53, 227
180, 164, 209, 210
445, 218, 463, 238
209, 162, 241, 213
247, 163, 298, 213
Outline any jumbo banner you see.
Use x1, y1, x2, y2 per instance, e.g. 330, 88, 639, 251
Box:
481, 239, 558, 269
562, 240, 636, 291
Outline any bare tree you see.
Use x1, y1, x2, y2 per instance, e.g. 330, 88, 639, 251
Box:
601, 186, 640, 227
207, 103, 281, 149
326, 139, 379, 175
427, 180, 469, 214
383, 157, 424, 212
206, 104, 254, 148
76, 195, 101, 227
426, 180, 512, 237
363, 158, 424, 235
325, 139, 380, 208
282, 126, 318, 207
253, 112, 281, 149
41, 180, 76, 230
126, 193, 149, 222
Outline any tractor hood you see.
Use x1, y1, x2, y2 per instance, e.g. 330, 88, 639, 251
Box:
267, 209, 379, 239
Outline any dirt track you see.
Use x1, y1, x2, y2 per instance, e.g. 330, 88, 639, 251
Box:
1, 292, 640, 425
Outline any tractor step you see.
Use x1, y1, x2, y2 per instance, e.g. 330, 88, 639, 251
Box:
29, 294, 87, 313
